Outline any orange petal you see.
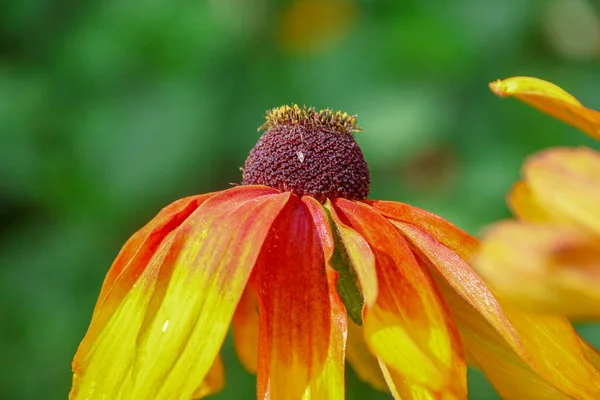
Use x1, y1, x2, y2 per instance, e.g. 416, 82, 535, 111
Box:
252, 195, 346, 400
489, 76, 600, 139
345, 321, 388, 392
524, 147, 600, 235
390, 220, 527, 361
508, 181, 552, 223
191, 356, 225, 399
333, 199, 467, 399
233, 287, 259, 374
70, 186, 289, 399
474, 221, 600, 318
366, 200, 479, 260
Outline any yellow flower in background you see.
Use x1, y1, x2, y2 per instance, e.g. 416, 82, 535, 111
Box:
278, 0, 357, 55
475, 76, 600, 319
70, 104, 600, 400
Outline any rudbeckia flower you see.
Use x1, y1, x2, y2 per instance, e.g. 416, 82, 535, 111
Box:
476, 77, 600, 319
71, 105, 600, 399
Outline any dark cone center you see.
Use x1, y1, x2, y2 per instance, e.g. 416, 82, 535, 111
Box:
242, 105, 370, 200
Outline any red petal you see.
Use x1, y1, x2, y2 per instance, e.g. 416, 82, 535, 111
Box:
251, 195, 346, 399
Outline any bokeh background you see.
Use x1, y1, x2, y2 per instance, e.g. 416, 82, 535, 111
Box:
2, 0, 600, 398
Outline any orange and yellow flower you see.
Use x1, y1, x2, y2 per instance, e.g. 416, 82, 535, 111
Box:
476, 77, 600, 319
71, 105, 600, 399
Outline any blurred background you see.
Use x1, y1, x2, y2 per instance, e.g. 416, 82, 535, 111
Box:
1, 0, 600, 398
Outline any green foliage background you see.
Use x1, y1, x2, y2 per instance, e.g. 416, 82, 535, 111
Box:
1, 0, 599, 399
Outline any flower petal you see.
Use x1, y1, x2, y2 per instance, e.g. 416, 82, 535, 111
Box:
524, 147, 600, 236
507, 181, 552, 223
303, 196, 348, 399
333, 199, 466, 399
191, 356, 225, 399
375, 204, 600, 398
345, 321, 388, 392
252, 195, 346, 400
366, 200, 478, 260
233, 287, 259, 374
489, 76, 600, 139
475, 221, 600, 318
411, 233, 600, 399
71, 186, 289, 399
323, 201, 378, 310
77, 194, 214, 360
390, 220, 526, 360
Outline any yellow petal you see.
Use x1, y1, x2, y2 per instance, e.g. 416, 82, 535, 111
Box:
475, 221, 600, 318
345, 321, 388, 392
70, 186, 290, 399
524, 147, 600, 236
489, 76, 600, 139
252, 196, 346, 400
334, 199, 467, 399
232, 288, 259, 374
508, 181, 552, 223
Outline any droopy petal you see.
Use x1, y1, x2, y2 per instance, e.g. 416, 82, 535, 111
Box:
233, 287, 259, 374
333, 199, 466, 399
77, 194, 214, 359
367, 200, 478, 260
345, 321, 388, 392
71, 186, 289, 400
390, 220, 526, 360
475, 221, 600, 318
251, 195, 346, 400
524, 147, 600, 236
489, 76, 600, 139
303, 196, 349, 400
405, 222, 600, 399
508, 181, 552, 223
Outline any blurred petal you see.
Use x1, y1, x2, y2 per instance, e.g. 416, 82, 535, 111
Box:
367, 200, 478, 260
233, 287, 259, 374
71, 186, 289, 399
489, 76, 600, 139
345, 321, 388, 392
475, 221, 600, 318
524, 147, 600, 235
508, 181, 552, 223
333, 199, 466, 399
191, 356, 225, 399
252, 196, 345, 400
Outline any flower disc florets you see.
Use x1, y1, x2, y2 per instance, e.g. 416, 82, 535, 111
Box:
242, 105, 370, 200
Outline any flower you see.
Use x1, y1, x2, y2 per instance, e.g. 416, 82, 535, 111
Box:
71, 105, 600, 399
475, 76, 600, 319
